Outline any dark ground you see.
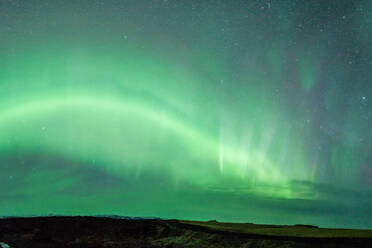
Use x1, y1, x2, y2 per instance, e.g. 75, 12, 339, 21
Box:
0, 216, 371, 248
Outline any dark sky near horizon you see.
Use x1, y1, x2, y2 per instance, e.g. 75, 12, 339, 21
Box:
0, 0, 372, 229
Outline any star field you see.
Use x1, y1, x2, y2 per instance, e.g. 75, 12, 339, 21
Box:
0, 0, 371, 228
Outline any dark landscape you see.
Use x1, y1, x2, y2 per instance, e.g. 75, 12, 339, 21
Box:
1, 216, 372, 248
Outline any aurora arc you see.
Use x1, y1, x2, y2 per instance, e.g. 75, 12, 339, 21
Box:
0, 95, 297, 198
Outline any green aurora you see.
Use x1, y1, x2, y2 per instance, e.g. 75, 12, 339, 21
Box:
1, 0, 372, 228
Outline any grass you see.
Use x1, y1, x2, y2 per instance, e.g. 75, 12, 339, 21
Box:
179, 220, 372, 238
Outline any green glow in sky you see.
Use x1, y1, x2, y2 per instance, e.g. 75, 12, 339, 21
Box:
1, 0, 371, 229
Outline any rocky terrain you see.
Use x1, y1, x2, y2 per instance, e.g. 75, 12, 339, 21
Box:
0, 216, 371, 248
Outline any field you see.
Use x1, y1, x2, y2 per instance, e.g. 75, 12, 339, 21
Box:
180, 220, 372, 238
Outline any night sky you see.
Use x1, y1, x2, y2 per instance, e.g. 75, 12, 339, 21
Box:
1, 0, 372, 229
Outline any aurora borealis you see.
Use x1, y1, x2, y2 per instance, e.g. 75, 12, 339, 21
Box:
1, 0, 372, 229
